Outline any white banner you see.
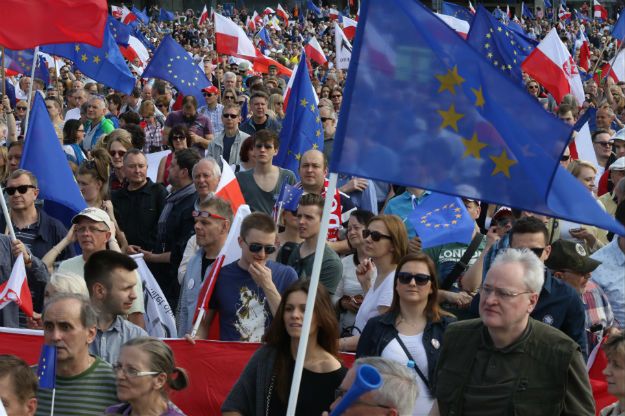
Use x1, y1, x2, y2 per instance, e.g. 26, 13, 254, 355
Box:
334, 22, 352, 70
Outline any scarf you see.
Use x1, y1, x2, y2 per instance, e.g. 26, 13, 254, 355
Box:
157, 183, 196, 248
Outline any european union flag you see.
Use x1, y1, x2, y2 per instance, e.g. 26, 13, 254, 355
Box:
467, 6, 537, 82
492, 7, 507, 21
37, 345, 57, 389
275, 51, 323, 177
575, 9, 590, 22
441, 1, 473, 23
330, 0, 625, 236
108, 15, 130, 46
408, 194, 474, 249
142, 35, 210, 104
522, 3, 535, 19
612, 12, 625, 41
258, 27, 273, 48
159, 8, 175, 22
21, 94, 87, 226
133, 6, 150, 24
273, 182, 304, 221
40, 26, 135, 94
1, 49, 49, 86
307, 0, 323, 17
544, 0, 552, 8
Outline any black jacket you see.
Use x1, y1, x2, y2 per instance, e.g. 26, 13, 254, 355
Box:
356, 310, 455, 384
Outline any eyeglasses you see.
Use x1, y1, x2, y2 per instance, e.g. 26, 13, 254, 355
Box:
222, 113, 238, 119
527, 85, 539, 90
479, 285, 532, 300
203, 93, 215, 97
77, 128, 85, 133
112, 363, 160, 378
560, 155, 570, 162
192, 210, 227, 221
172, 135, 186, 141
244, 240, 277, 254
255, 143, 274, 149
75, 225, 109, 234
6, 185, 36, 195
223, 96, 236, 100
397, 272, 431, 286
16, 106, 27, 110
331, 95, 342, 99
362, 229, 392, 242
593, 141, 612, 147
526, 247, 545, 258
109, 150, 126, 157
321, 117, 334, 122
156, 103, 168, 108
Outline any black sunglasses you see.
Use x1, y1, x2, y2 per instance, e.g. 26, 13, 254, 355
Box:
244, 240, 276, 254
362, 229, 392, 242
255, 143, 274, 149
222, 113, 238, 119
397, 272, 431, 286
203, 92, 215, 97
528, 247, 545, 257
321, 117, 334, 122
560, 155, 570, 162
6, 185, 36, 195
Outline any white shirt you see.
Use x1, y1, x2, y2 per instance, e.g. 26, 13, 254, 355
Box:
353, 270, 394, 334
591, 238, 625, 329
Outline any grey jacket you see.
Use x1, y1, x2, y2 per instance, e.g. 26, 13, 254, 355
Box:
206, 129, 250, 169
0, 234, 49, 327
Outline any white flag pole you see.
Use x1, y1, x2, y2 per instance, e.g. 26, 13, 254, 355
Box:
50, 388, 56, 416
22, 46, 39, 138
0, 184, 17, 240
285, 172, 338, 416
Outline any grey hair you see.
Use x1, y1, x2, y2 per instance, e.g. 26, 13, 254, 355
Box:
47, 272, 89, 299
491, 248, 545, 293
43, 293, 97, 329
223, 71, 237, 82
354, 357, 418, 415
192, 156, 221, 179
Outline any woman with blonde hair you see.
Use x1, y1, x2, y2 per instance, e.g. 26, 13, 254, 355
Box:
0, 146, 9, 186
268, 93, 285, 122
104, 129, 133, 191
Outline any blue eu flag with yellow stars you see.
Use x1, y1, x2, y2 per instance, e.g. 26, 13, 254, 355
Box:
37, 345, 57, 389
441, 1, 473, 23
1, 49, 49, 86
330, 0, 625, 236
108, 15, 130, 46
275, 51, 323, 178
467, 6, 537, 82
408, 194, 474, 249
142, 35, 210, 104
40, 26, 135, 94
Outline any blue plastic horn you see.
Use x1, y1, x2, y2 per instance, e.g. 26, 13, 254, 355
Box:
329, 364, 383, 416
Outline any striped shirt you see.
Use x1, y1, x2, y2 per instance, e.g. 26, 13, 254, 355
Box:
35, 356, 118, 416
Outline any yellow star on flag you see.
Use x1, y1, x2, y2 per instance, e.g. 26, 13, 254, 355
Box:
295, 153, 302, 160
490, 149, 517, 178
93, 56, 100, 64
310, 104, 315, 112
472, 87, 485, 108
435, 66, 465, 95
81, 54, 88, 62
75, 45, 80, 52
300, 98, 308, 107
312, 143, 319, 149
437, 104, 464, 132
461, 133, 487, 159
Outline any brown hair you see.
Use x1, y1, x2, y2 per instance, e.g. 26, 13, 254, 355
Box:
240, 212, 276, 238
77, 148, 110, 200
367, 215, 409, 264
603, 331, 625, 361
0, 355, 38, 403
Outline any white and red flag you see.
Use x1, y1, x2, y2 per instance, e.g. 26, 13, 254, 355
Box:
469, 1, 476, 14
253, 10, 263, 26
435, 13, 470, 39
214, 13, 256, 58
577, 30, 591, 72
605, 48, 625, 82
276, 4, 290, 26
559, 5, 572, 21
120, 5, 137, 25
328, 8, 340, 20
0, 254, 33, 317
111, 5, 123, 19
594, 0, 608, 20
199, 5, 210, 25
246, 16, 255, 32
506, 4, 511, 18
342, 15, 358, 40
521, 28, 584, 104
305, 36, 328, 66
216, 157, 246, 214
263, 7, 275, 15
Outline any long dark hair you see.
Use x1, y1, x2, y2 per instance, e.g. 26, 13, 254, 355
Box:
349, 209, 374, 265
63, 119, 83, 145
388, 253, 452, 322
263, 280, 340, 402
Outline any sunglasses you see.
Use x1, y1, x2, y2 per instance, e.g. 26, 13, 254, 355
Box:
192, 210, 227, 221
362, 229, 392, 242
203, 93, 215, 97
109, 150, 126, 157
321, 117, 334, 122
560, 155, 570, 161
331, 95, 342, 99
397, 272, 431, 286
6, 185, 36, 195
16, 107, 27, 110
156, 104, 168, 108
172, 135, 186, 141
255, 143, 274, 149
527, 247, 545, 257
593, 141, 612, 147
222, 113, 238, 119
224, 96, 236, 100
244, 240, 276, 254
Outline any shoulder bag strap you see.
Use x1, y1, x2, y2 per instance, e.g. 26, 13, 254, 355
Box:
394, 334, 431, 393
441, 233, 485, 291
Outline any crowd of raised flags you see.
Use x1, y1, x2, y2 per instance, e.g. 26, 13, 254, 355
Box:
0, 0, 624, 414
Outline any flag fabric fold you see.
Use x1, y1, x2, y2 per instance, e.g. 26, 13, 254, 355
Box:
159, 8, 176, 22
330, 0, 625, 236
36, 344, 57, 389
216, 158, 246, 214
612, 11, 625, 41
0, 254, 32, 318
0, 0, 107, 50
199, 5, 210, 25
108, 15, 131, 46
132, 6, 150, 24
441, 1, 474, 23
214, 13, 257, 58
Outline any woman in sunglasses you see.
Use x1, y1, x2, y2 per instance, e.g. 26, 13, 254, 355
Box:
338, 214, 408, 352
106, 337, 188, 415
157, 125, 193, 187
105, 130, 133, 192
356, 253, 455, 416
223, 280, 346, 416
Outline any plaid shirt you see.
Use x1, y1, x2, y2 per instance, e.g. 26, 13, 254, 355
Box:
583, 280, 614, 350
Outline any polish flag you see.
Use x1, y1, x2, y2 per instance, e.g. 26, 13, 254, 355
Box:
506, 4, 511, 18
119, 35, 150, 67
120, 5, 137, 25
216, 157, 246, 214
199, 5, 209, 26
521, 28, 584, 104
328, 8, 340, 20
594, 0, 608, 20
606, 48, 625, 82
111, 5, 123, 19
577, 30, 591, 72
559, 5, 572, 21
253, 11, 263, 26
252, 49, 293, 77
263, 7, 275, 15
214, 13, 256, 58
469, 1, 476, 14
0, 254, 33, 317
305, 36, 327, 66
276, 4, 289, 26
282, 63, 298, 111
246, 16, 255, 32
572, 117, 600, 170
342, 15, 358, 40
436, 13, 470, 39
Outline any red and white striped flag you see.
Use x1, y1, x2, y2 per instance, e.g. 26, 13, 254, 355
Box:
469, 1, 476, 14
0, 254, 33, 317
111, 5, 123, 19
199, 5, 209, 26
436, 13, 470, 39
214, 13, 256, 58
216, 157, 246, 214
342, 15, 358, 40
305, 36, 328, 66
594, 0, 608, 20
277, 4, 289, 26
120, 5, 137, 25
263, 7, 275, 15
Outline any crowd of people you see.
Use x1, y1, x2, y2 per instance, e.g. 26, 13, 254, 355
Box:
0, 1, 624, 415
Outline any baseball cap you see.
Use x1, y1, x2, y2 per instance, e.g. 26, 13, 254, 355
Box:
202, 86, 219, 94
71, 207, 113, 231
612, 128, 625, 142
608, 157, 625, 171
545, 240, 601, 275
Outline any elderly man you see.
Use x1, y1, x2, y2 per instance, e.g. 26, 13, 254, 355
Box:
0, 355, 38, 416
82, 95, 114, 151
162, 95, 213, 150
35, 294, 117, 415
206, 103, 249, 168
434, 249, 595, 416
323, 357, 418, 416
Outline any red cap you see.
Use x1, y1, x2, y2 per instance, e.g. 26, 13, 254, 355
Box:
202, 86, 219, 94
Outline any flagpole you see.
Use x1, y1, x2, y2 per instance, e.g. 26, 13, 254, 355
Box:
285, 172, 337, 416
50, 388, 56, 416
22, 46, 39, 138
1, 47, 5, 96
0, 184, 17, 240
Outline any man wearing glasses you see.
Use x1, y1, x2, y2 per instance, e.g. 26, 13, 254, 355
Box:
198, 86, 224, 135
434, 249, 595, 416
195, 212, 297, 342
592, 129, 616, 187
206, 103, 250, 168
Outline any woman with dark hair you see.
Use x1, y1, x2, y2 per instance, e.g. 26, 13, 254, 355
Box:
339, 214, 409, 351
157, 125, 193, 186
62, 119, 86, 166
223, 280, 346, 416
235, 135, 256, 172
357, 253, 455, 415
334, 209, 375, 336
106, 337, 188, 415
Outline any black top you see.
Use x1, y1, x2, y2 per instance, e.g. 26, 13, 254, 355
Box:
267, 364, 347, 416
